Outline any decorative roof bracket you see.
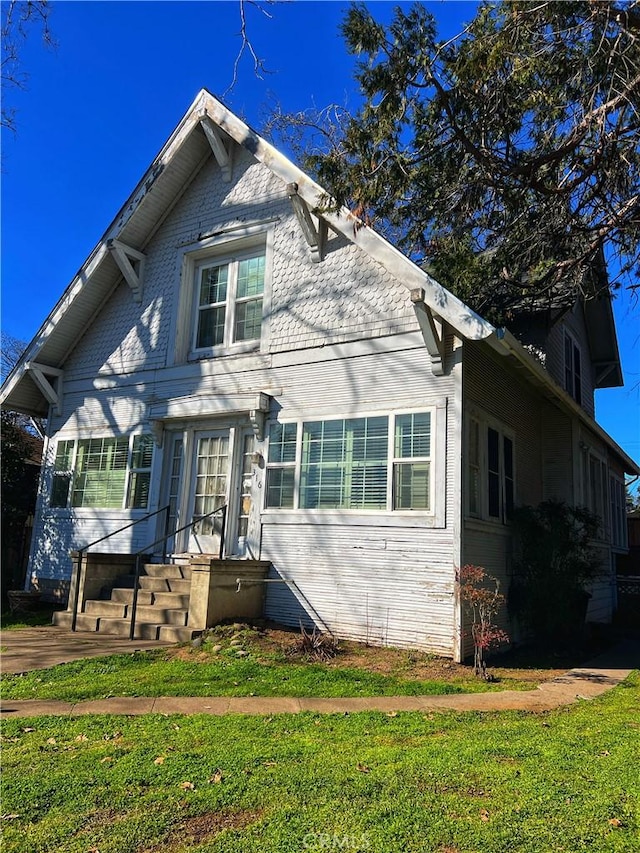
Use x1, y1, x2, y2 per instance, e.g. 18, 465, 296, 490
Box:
410, 289, 445, 376
286, 182, 326, 263
107, 239, 146, 303
199, 114, 233, 182
25, 362, 64, 415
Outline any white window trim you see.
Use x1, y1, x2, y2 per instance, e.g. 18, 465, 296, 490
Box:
171, 223, 275, 365
49, 433, 154, 512
465, 409, 516, 524
263, 403, 447, 526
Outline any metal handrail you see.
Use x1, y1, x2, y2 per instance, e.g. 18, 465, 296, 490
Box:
128, 504, 227, 641
70, 504, 171, 631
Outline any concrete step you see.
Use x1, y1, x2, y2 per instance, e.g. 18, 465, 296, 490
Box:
110, 589, 154, 605
166, 578, 191, 595
138, 576, 170, 592
84, 600, 127, 618
96, 618, 160, 640
133, 605, 188, 625
52, 611, 100, 632
143, 563, 191, 580
158, 625, 202, 643
152, 591, 190, 609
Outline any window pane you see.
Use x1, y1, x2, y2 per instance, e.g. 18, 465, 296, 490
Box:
395, 412, 431, 458
235, 297, 263, 341
268, 423, 297, 463
300, 417, 388, 510
266, 467, 295, 508
200, 264, 228, 305
127, 472, 151, 509
51, 474, 72, 508
394, 462, 430, 509
504, 436, 514, 520
51, 440, 75, 508
236, 255, 265, 299
72, 438, 128, 508
197, 306, 225, 348
131, 434, 154, 469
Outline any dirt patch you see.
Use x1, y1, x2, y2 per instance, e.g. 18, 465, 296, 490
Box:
143, 809, 265, 852
164, 622, 575, 687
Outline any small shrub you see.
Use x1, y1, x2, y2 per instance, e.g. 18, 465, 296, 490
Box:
457, 564, 509, 680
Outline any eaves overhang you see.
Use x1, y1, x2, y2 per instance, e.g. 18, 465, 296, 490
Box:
487, 327, 639, 476
1, 88, 495, 418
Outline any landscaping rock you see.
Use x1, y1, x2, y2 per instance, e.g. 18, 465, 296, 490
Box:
235, 650, 249, 657
210, 644, 223, 654
230, 639, 243, 648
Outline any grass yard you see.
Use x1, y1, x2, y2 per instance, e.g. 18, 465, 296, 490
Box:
1, 672, 638, 853
1, 623, 562, 702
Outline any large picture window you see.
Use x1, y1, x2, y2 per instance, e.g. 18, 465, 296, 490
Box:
266, 411, 433, 512
194, 249, 265, 351
50, 434, 153, 510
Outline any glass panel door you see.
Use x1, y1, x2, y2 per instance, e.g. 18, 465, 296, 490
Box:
187, 431, 230, 554
234, 430, 255, 556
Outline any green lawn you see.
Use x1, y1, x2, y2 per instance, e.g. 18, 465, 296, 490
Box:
2, 673, 638, 853
1, 646, 512, 702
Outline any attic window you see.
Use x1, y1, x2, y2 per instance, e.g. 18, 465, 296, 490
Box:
193, 249, 265, 352
564, 331, 582, 405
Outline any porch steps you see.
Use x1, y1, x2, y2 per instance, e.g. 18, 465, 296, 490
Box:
52, 562, 201, 641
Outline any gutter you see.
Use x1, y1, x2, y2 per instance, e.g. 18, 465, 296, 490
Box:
488, 327, 640, 475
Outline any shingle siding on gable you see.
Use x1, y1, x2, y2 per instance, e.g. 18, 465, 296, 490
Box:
62, 150, 418, 382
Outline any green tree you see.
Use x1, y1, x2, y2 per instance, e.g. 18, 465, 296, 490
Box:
273, 1, 640, 322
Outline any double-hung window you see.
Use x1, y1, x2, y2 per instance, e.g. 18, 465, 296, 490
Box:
194, 249, 265, 351
467, 414, 514, 523
564, 330, 582, 405
50, 434, 154, 510
266, 411, 433, 512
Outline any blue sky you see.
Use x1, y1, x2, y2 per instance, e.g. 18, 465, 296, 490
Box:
2, 0, 638, 475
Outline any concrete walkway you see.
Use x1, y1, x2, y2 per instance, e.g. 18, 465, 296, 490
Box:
0, 628, 637, 719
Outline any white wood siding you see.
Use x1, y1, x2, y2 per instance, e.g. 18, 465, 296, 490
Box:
28, 146, 463, 655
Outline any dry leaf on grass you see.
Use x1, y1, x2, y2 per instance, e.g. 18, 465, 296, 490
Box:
179, 781, 195, 790
153, 756, 165, 765
209, 769, 224, 784
46, 738, 56, 745
480, 809, 490, 822
608, 818, 623, 827
356, 763, 370, 773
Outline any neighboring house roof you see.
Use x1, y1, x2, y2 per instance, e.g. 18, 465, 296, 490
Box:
1, 88, 637, 476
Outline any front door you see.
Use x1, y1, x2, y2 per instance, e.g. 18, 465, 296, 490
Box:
186, 430, 230, 554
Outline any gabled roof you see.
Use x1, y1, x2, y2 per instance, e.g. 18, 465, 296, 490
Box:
1, 89, 637, 475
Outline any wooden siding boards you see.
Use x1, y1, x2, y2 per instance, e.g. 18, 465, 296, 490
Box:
27, 144, 461, 656
541, 404, 574, 503
262, 524, 456, 654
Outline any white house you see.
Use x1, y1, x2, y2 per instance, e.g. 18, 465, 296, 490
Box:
2, 90, 637, 660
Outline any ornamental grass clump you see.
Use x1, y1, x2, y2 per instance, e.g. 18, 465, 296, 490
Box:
457, 564, 509, 680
